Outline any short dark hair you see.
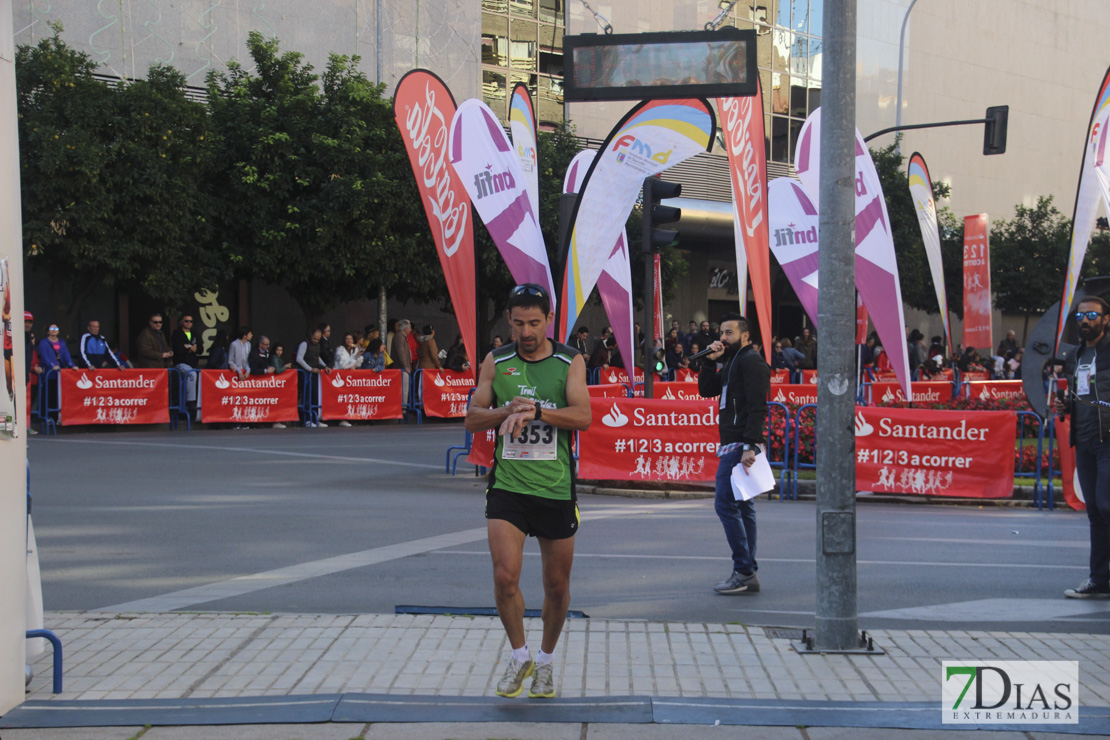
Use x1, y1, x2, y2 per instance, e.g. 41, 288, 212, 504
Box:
317, 322, 330, 332
368, 338, 383, 353
719, 312, 748, 334
237, 325, 251, 339
507, 283, 551, 314
422, 324, 434, 335
577, 326, 589, 335
1078, 296, 1110, 313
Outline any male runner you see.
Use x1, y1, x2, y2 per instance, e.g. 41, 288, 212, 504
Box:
465, 284, 591, 698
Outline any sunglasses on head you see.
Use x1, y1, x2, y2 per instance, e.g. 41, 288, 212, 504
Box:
1074, 311, 1105, 322
511, 284, 548, 299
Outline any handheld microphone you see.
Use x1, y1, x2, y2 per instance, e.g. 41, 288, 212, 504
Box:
687, 346, 717, 361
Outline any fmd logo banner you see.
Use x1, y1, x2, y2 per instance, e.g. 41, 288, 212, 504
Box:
942, 661, 1078, 724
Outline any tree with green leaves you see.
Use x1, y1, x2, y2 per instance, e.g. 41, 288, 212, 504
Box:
206, 32, 435, 331
17, 26, 220, 331
990, 196, 1110, 329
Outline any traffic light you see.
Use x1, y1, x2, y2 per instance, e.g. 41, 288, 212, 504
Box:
983, 105, 1008, 155
642, 177, 682, 253
652, 348, 667, 375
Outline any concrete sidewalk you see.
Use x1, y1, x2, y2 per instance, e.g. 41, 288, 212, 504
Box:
3, 610, 1109, 736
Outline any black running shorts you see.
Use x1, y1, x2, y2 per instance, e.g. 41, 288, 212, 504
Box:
485, 487, 580, 540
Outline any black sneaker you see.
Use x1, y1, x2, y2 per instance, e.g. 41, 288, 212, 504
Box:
1064, 580, 1110, 599
714, 570, 760, 595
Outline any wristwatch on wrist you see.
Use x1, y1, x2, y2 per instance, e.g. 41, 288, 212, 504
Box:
739, 443, 753, 453
534, 404, 543, 421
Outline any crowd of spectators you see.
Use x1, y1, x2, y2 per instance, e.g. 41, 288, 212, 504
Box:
22, 312, 1028, 423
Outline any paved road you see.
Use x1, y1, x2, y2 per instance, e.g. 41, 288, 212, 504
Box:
27, 426, 1110, 633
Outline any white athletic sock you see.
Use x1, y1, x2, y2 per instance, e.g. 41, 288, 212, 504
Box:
536, 649, 554, 666
512, 645, 530, 663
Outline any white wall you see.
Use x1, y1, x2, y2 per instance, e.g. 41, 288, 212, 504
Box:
0, 0, 28, 714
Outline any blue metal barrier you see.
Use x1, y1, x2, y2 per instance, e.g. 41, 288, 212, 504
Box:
789, 403, 817, 499
296, 369, 321, 427
168, 367, 191, 431
408, 369, 424, 424
1014, 410, 1045, 504
38, 368, 59, 435
764, 401, 793, 499
1044, 416, 1059, 511
25, 630, 63, 694
446, 388, 478, 474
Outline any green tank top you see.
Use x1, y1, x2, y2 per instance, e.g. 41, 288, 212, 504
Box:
490, 341, 579, 500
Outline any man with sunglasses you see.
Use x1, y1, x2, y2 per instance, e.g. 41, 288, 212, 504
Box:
135, 314, 173, 369
1054, 297, 1110, 599
466, 283, 591, 699
172, 314, 201, 414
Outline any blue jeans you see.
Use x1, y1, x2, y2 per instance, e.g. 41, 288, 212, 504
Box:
714, 447, 757, 574
1074, 437, 1110, 587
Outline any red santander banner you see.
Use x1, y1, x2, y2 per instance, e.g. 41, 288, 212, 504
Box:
854, 405, 1015, 497
961, 380, 1024, 402
579, 398, 719, 482
674, 368, 698, 383
870, 381, 954, 405
201, 370, 298, 423
60, 369, 169, 425
596, 367, 644, 386
962, 213, 992, 351
421, 369, 474, 418
769, 369, 791, 384
394, 70, 478, 380
321, 369, 403, 420
654, 382, 702, 401
768, 384, 817, 406
589, 383, 628, 399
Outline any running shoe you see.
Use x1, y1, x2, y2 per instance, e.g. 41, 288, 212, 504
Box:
528, 662, 556, 698
494, 656, 533, 697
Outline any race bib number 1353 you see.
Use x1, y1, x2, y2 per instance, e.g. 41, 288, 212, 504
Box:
501, 421, 557, 460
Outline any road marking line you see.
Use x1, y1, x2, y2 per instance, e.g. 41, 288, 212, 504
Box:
430, 550, 1086, 569
95, 501, 698, 613
42, 438, 442, 469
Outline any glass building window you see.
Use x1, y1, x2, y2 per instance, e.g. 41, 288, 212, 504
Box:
539, 0, 563, 25
510, 0, 536, 18
482, 14, 509, 67
483, 69, 507, 112
510, 20, 538, 71
482, 0, 565, 126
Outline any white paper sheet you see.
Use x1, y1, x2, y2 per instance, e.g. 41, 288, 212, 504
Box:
730, 448, 776, 501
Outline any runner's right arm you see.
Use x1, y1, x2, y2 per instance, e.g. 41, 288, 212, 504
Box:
465, 352, 516, 433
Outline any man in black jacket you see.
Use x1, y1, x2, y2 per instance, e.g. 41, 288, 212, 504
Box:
1054, 297, 1110, 599
698, 312, 771, 595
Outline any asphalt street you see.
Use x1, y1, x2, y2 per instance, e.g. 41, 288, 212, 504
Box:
26, 425, 1110, 634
